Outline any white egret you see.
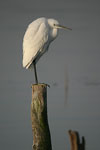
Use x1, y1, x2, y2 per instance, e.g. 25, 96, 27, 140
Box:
22, 17, 72, 84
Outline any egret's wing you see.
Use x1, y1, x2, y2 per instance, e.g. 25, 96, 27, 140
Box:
23, 19, 48, 68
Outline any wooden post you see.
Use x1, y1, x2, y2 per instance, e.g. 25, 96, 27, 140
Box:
68, 130, 85, 150
31, 84, 52, 150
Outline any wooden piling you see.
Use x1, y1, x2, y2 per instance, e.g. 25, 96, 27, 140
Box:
68, 130, 85, 150
31, 84, 52, 150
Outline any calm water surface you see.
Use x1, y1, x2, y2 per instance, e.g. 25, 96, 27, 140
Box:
0, 0, 100, 150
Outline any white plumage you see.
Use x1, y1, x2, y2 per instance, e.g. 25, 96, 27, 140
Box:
23, 17, 58, 68
22, 17, 72, 83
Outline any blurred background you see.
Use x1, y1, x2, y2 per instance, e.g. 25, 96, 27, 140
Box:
0, 0, 100, 149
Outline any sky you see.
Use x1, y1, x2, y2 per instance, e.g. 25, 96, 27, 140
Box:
0, 0, 100, 150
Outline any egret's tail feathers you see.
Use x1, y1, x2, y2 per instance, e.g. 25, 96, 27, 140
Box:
23, 58, 34, 69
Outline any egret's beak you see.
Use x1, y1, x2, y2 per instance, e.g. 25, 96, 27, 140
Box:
55, 24, 72, 30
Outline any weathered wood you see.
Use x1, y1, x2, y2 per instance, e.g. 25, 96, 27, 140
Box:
68, 130, 85, 150
31, 84, 52, 150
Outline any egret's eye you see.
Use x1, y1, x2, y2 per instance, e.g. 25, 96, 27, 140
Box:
54, 24, 56, 26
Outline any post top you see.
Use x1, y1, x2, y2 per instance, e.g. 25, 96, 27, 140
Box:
31, 83, 50, 88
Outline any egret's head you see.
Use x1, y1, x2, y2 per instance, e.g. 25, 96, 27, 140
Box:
48, 18, 72, 30
48, 19, 59, 28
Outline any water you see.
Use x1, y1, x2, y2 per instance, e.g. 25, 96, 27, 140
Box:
0, 0, 100, 149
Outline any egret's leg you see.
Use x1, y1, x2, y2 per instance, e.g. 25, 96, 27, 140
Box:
33, 63, 38, 84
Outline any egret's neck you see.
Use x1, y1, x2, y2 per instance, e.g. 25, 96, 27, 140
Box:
51, 28, 58, 40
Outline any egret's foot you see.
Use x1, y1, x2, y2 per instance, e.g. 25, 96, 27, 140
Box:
41, 83, 50, 88
31, 83, 50, 88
